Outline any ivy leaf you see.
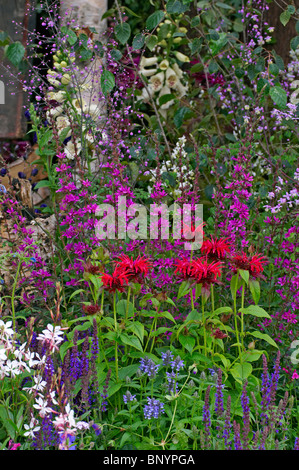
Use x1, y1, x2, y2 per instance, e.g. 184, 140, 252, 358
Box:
115, 22, 131, 45
5, 41, 25, 67
146, 10, 165, 30
101, 69, 115, 96
269, 86, 287, 109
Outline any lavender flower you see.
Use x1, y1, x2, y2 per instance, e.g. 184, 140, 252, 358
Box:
123, 391, 137, 404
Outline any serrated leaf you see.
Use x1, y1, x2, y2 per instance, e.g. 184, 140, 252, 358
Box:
115, 22, 131, 45
280, 10, 291, 27
179, 334, 195, 354
5, 41, 25, 67
269, 86, 287, 109
101, 69, 115, 96
132, 33, 145, 50
146, 10, 165, 30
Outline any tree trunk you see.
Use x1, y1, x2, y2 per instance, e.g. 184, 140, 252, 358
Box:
264, 0, 299, 65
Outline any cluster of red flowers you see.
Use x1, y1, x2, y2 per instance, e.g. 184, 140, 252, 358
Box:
174, 236, 267, 288
100, 255, 152, 293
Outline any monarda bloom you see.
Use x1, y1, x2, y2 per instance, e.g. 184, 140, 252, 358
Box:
230, 251, 267, 278
190, 258, 223, 287
116, 255, 152, 283
201, 236, 231, 260
83, 304, 101, 316
174, 258, 195, 281
100, 267, 130, 293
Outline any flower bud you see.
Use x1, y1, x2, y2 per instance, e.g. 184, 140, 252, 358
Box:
174, 51, 190, 63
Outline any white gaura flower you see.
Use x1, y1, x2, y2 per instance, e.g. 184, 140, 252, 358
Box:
140, 56, 158, 68
56, 115, 72, 137
166, 67, 178, 89
33, 395, 53, 418
149, 72, 165, 92
36, 323, 65, 354
0, 347, 7, 362
64, 139, 82, 160
0, 320, 14, 340
4, 359, 22, 378
24, 418, 40, 438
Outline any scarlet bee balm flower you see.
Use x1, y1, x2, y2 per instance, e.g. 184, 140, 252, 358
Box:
100, 267, 130, 293
116, 255, 152, 283
230, 251, 267, 278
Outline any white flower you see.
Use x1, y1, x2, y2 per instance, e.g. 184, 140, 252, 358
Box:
76, 421, 89, 430
4, 359, 22, 378
159, 59, 169, 71
33, 395, 53, 418
23, 375, 47, 394
158, 85, 174, 110
149, 72, 165, 92
47, 90, 66, 103
174, 80, 188, 99
174, 51, 190, 63
171, 62, 183, 79
24, 417, 40, 438
56, 115, 72, 137
140, 56, 158, 68
36, 324, 65, 354
0, 320, 14, 339
0, 347, 7, 362
64, 139, 82, 160
165, 67, 178, 89
137, 84, 155, 103
46, 105, 64, 119
139, 67, 157, 77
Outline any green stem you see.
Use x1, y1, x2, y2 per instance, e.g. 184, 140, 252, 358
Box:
11, 260, 22, 332
113, 293, 119, 382
233, 273, 242, 361
202, 295, 207, 356
241, 282, 245, 352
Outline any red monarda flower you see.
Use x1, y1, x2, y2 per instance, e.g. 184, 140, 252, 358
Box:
190, 258, 223, 286
201, 236, 231, 260
174, 258, 194, 281
100, 267, 130, 293
116, 255, 152, 282
230, 251, 267, 278
211, 328, 227, 339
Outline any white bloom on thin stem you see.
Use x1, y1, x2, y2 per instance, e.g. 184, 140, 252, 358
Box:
33, 395, 53, 418
140, 56, 158, 68
166, 67, 178, 89
149, 71, 165, 92
139, 67, 157, 77
56, 116, 72, 137
36, 324, 65, 354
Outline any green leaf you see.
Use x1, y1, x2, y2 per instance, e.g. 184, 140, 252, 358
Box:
230, 362, 252, 383
177, 281, 190, 299
126, 321, 144, 343
120, 333, 143, 352
101, 69, 115, 96
115, 22, 131, 45
132, 33, 145, 50
178, 334, 195, 354
166, 0, 189, 14
290, 36, 299, 51
5, 41, 25, 67
159, 93, 175, 106
173, 106, 193, 128
248, 278, 260, 305
239, 305, 270, 319
117, 299, 133, 317
146, 10, 165, 30
0, 31, 9, 46
145, 35, 158, 51
280, 10, 291, 27
248, 330, 278, 348
238, 269, 249, 285
269, 86, 287, 109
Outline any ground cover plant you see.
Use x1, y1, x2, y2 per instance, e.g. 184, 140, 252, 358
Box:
1, 0, 299, 450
